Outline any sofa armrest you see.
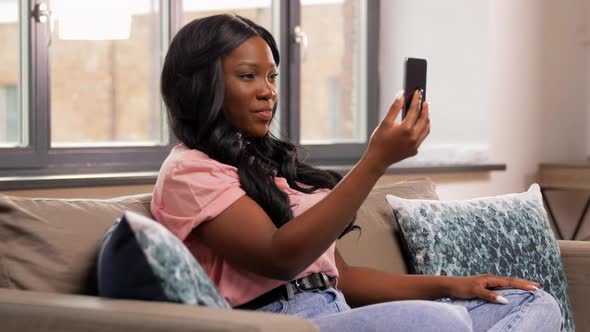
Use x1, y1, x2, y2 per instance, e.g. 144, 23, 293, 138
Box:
0, 288, 318, 332
558, 240, 590, 331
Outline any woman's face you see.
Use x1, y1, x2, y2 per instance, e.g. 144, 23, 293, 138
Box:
222, 36, 278, 137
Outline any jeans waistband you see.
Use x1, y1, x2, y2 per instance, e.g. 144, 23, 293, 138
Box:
236, 272, 337, 310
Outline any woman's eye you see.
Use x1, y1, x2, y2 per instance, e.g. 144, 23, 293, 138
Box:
239, 73, 255, 80
269, 73, 279, 80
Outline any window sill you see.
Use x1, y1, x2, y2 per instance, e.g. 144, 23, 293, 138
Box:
0, 164, 506, 191
326, 163, 507, 176
0, 172, 159, 190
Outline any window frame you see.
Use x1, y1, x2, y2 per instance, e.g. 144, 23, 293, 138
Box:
284, 0, 379, 166
1, 0, 48, 170
0, 0, 503, 190
0, 0, 176, 178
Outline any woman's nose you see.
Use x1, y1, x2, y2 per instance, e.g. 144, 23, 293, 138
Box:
257, 80, 276, 100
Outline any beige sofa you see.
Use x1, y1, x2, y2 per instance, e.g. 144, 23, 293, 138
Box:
0, 178, 588, 332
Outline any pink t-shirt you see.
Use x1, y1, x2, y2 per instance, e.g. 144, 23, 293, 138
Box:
151, 144, 339, 307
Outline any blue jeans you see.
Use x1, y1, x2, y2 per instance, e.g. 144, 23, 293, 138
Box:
255, 285, 562, 331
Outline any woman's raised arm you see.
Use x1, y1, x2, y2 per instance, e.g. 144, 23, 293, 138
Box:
195, 91, 430, 280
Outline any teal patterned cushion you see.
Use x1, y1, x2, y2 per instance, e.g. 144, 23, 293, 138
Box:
385, 184, 574, 332
98, 211, 230, 308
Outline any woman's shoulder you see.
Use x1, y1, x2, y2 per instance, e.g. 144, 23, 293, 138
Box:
160, 144, 238, 177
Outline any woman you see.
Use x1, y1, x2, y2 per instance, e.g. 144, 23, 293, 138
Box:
151, 13, 561, 331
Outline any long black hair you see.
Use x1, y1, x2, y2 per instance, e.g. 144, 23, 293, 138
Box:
161, 14, 357, 237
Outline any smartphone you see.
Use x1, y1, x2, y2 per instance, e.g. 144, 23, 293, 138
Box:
402, 58, 427, 119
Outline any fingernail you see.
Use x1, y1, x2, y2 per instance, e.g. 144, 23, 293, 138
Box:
496, 296, 509, 304
395, 89, 404, 100
530, 285, 539, 291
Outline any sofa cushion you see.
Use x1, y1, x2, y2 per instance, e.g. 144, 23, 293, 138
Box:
0, 194, 152, 295
336, 177, 439, 274
385, 184, 574, 332
98, 211, 230, 308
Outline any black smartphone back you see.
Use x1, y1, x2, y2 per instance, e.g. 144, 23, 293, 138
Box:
402, 58, 427, 119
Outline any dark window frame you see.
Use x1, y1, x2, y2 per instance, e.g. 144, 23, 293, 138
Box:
285, 0, 380, 166
0, 0, 176, 178
0, 0, 502, 190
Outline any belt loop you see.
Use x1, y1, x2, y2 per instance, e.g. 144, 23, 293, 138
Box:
320, 272, 330, 288
285, 282, 295, 301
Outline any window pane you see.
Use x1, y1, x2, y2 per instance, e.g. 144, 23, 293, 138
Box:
300, 0, 366, 144
0, 0, 21, 146
50, 0, 165, 146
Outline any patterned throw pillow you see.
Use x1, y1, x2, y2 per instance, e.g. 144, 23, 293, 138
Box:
97, 211, 230, 308
385, 184, 574, 332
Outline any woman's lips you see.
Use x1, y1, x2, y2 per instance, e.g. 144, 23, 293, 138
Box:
254, 110, 272, 121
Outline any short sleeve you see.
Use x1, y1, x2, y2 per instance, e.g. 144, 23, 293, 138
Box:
151, 156, 246, 240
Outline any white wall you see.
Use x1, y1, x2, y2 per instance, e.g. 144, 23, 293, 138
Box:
380, 0, 588, 200
380, 0, 490, 167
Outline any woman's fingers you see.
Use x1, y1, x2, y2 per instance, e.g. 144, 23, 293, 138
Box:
488, 276, 540, 291
383, 90, 405, 125
478, 275, 541, 304
402, 89, 423, 127
478, 277, 541, 304
451, 274, 541, 305
368, 88, 429, 168
478, 288, 509, 304
415, 101, 430, 145
476, 275, 541, 304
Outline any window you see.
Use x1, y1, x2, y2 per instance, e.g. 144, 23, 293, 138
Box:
49, 0, 166, 146
286, 0, 378, 165
299, 0, 367, 145
0, 0, 378, 186
0, 0, 22, 148
0, 86, 18, 145
0, 0, 173, 179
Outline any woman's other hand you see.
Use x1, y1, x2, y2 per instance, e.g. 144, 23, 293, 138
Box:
445, 274, 541, 304
365, 89, 430, 173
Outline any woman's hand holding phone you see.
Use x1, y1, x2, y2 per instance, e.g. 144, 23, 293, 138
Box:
364, 89, 430, 174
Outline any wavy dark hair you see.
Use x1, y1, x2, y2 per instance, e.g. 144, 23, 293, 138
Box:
161, 14, 357, 237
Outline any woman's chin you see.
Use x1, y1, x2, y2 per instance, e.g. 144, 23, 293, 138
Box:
245, 132, 269, 138
242, 126, 270, 138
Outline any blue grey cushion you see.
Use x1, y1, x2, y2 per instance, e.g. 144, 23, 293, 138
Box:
97, 211, 230, 308
385, 184, 574, 332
